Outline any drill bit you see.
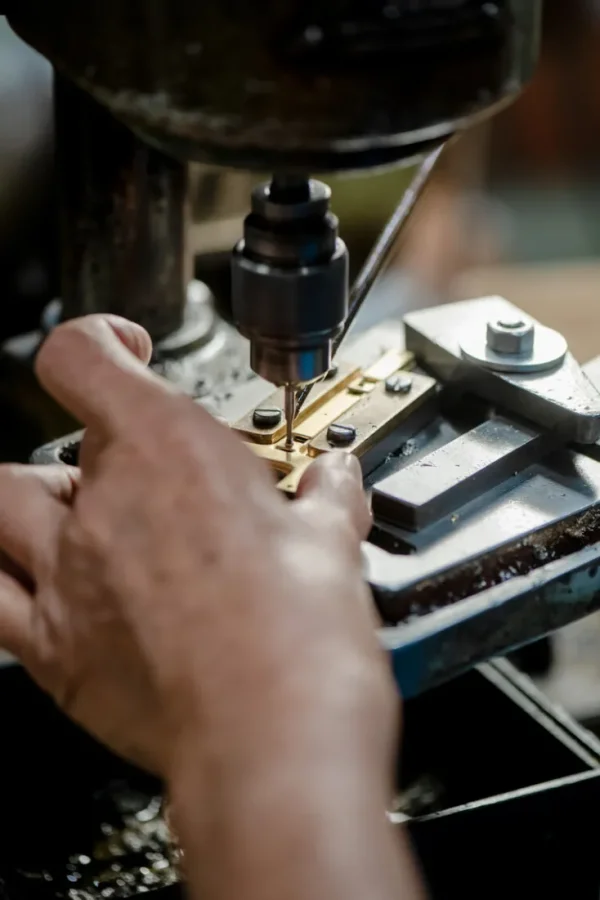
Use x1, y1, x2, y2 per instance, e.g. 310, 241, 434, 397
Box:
284, 384, 296, 452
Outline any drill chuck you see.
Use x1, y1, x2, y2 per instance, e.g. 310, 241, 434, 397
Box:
231, 176, 348, 387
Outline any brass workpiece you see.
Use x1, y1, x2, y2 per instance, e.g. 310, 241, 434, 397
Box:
234, 361, 363, 445
232, 351, 436, 494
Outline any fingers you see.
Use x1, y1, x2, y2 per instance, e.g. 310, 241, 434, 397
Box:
0, 465, 77, 574
296, 453, 372, 541
0, 570, 32, 656
35, 315, 163, 432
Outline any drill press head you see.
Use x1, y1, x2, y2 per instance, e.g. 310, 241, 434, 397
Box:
9, 2, 541, 173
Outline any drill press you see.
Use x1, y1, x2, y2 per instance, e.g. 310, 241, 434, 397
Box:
8, 0, 541, 444
11, 8, 600, 895
26, 2, 600, 702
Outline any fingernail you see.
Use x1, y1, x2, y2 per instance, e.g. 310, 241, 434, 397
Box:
103, 316, 153, 365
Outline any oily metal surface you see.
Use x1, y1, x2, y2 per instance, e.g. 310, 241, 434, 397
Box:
382, 536, 600, 699
372, 417, 549, 531
8, 2, 541, 171
367, 448, 600, 611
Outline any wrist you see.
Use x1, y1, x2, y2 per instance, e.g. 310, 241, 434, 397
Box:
167, 703, 393, 822
162, 639, 398, 779
165, 694, 424, 900
168, 734, 402, 900
165, 672, 397, 814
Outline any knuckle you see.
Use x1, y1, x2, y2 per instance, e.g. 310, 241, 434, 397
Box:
65, 493, 112, 554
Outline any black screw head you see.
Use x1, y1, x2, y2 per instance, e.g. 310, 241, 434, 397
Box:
253, 407, 283, 429
327, 423, 357, 447
385, 373, 413, 395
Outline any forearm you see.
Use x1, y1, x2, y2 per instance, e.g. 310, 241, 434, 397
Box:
168, 727, 427, 900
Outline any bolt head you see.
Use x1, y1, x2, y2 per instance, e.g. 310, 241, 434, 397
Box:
252, 407, 283, 429
486, 318, 535, 356
327, 423, 357, 447
385, 373, 413, 395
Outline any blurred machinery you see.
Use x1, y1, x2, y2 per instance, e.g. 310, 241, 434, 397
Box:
6, 2, 600, 897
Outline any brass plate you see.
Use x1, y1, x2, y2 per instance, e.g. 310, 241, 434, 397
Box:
233, 361, 362, 445
307, 374, 435, 459
293, 389, 363, 441
232, 349, 436, 495
347, 349, 415, 396
248, 443, 314, 495
362, 349, 414, 383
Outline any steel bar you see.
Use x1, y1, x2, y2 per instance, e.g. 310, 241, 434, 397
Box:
295, 142, 447, 416
372, 418, 548, 531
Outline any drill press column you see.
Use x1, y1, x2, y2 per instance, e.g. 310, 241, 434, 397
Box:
55, 75, 192, 342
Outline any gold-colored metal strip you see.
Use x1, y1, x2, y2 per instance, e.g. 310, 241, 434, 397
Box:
232, 347, 431, 494
307, 373, 436, 459
234, 350, 415, 445
293, 389, 363, 441
363, 349, 414, 382
241, 370, 436, 495
233, 361, 361, 445
349, 349, 414, 395
247, 443, 314, 494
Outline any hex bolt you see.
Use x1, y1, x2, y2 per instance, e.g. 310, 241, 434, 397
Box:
252, 407, 283, 429
486, 318, 535, 356
327, 423, 357, 447
385, 373, 413, 395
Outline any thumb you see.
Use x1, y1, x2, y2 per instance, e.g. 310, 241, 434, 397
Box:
93, 314, 153, 366
35, 315, 156, 433
296, 453, 372, 540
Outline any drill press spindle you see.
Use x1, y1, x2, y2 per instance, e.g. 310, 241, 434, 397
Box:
231, 174, 349, 440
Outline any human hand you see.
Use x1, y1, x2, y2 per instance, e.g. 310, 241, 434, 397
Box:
0, 315, 396, 786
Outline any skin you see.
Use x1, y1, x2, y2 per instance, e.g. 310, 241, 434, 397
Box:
0, 314, 426, 900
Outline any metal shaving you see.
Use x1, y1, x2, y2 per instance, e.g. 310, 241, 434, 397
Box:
392, 775, 445, 819
15, 782, 180, 900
